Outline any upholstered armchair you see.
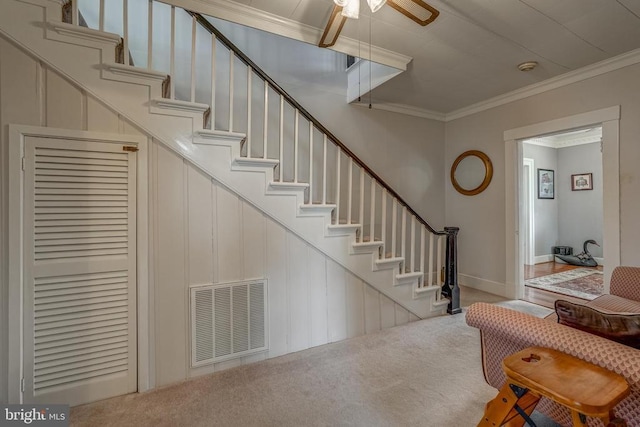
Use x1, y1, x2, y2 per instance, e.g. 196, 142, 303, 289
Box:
466, 266, 640, 426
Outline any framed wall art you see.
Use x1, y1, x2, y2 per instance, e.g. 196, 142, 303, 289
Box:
571, 173, 593, 191
537, 169, 554, 199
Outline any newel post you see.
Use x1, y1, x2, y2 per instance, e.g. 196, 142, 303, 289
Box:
442, 226, 461, 314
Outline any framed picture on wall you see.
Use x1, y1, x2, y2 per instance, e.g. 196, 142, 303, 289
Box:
537, 169, 554, 199
571, 173, 593, 191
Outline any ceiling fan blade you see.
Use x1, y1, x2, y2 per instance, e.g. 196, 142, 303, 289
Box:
319, 5, 348, 48
387, 0, 440, 26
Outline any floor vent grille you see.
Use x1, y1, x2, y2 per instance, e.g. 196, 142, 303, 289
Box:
190, 280, 267, 366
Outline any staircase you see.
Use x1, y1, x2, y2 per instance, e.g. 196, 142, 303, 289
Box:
1, 0, 459, 318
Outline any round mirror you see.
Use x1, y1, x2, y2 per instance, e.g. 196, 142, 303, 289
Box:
451, 150, 493, 196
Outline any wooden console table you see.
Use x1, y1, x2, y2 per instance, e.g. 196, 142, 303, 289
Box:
478, 346, 630, 427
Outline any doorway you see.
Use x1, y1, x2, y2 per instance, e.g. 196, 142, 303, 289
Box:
521, 127, 605, 305
503, 106, 620, 301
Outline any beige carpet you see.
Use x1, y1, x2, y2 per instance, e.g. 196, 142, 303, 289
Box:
71, 300, 554, 427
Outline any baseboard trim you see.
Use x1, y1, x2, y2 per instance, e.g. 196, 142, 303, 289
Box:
458, 273, 506, 297
535, 255, 554, 264
544, 255, 604, 266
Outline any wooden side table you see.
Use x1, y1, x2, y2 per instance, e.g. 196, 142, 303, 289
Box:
478, 347, 630, 427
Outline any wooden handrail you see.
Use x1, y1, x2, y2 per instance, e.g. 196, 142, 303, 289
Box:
188, 11, 446, 236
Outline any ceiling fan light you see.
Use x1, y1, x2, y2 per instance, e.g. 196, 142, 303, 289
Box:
341, 0, 360, 19
367, 0, 387, 13
333, 0, 349, 6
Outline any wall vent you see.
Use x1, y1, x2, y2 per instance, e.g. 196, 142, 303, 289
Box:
190, 280, 268, 366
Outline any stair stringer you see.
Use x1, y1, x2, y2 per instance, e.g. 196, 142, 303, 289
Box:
1, 1, 205, 146
186, 138, 446, 318
191, 140, 445, 318
1, 0, 447, 318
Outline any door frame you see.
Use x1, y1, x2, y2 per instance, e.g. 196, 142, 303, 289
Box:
7, 125, 149, 403
522, 158, 535, 266
503, 106, 620, 299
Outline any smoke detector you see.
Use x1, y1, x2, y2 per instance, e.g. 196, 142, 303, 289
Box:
518, 61, 538, 72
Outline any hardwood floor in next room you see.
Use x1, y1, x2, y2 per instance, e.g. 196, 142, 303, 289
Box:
523, 262, 603, 309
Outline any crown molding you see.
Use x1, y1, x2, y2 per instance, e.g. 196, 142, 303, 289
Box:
169, 0, 411, 71
330, 36, 411, 72
351, 101, 446, 121
352, 48, 640, 122
152, 1, 639, 123
445, 48, 640, 122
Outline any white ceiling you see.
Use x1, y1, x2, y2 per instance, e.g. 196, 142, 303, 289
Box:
525, 126, 603, 149
210, 0, 640, 114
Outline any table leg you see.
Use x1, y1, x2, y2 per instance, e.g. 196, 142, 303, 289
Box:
571, 411, 587, 426
479, 383, 519, 426
479, 383, 539, 427
503, 393, 540, 427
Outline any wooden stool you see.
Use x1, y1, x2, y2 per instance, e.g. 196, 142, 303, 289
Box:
478, 347, 630, 427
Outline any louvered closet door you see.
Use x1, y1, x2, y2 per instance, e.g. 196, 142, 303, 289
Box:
22, 136, 137, 406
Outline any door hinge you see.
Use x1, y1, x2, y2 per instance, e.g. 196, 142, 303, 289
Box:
123, 145, 139, 152
21, 157, 25, 171
20, 378, 25, 393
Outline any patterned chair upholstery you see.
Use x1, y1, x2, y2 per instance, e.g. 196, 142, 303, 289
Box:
589, 266, 640, 313
466, 266, 640, 426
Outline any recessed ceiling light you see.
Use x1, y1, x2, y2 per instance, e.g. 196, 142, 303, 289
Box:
518, 61, 538, 72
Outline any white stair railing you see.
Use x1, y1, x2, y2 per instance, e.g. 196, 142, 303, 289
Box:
65, 0, 459, 312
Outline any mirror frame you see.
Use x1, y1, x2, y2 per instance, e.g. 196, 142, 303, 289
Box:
451, 150, 493, 196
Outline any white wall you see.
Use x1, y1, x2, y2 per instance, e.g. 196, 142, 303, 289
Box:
151, 144, 420, 387
523, 142, 603, 259
445, 62, 640, 293
557, 142, 603, 258
0, 36, 420, 400
0, 36, 150, 404
210, 18, 447, 229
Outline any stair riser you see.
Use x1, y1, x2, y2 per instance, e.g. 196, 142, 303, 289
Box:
297, 205, 336, 218
3, 0, 444, 318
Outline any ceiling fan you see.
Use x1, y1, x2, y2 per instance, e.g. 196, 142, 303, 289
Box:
319, 0, 440, 48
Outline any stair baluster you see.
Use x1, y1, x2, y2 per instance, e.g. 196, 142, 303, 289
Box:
410, 216, 416, 274
419, 227, 426, 288
278, 95, 284, 181
246, 68, 252, 157
391, 198, 397, 259
346, 158, 353, 224
322, 136, 328, 205
369, 181, 376, 244
228, 50, 234, 132
123, 0, 129, 65
381, 189, 387, 259
335, 149, 341, 224
309, 124, 314, 204
401, 206, 407, 270
170, 6, 176, 98
210, 32, 216, 124
100, 0, 106, 31
61, 0, 460, 315
293, 110, 299, 182
358, 170, 365, 239
146, 0, 151, 67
